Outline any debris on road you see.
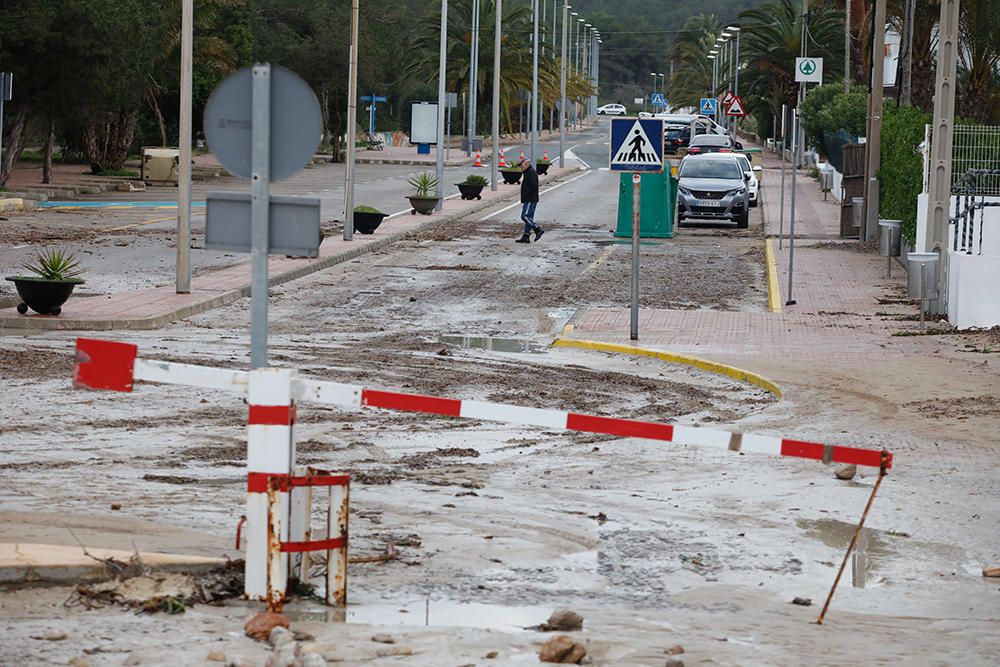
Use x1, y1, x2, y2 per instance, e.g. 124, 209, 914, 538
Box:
792, 597, 813, 606
539, 634, 587, 663
532, 609, 584, 632
835, 464, 858, 480
983, 567, 1000, 578
244, 611, 290, 641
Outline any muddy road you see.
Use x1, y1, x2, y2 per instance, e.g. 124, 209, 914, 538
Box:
2, 128, 998, 666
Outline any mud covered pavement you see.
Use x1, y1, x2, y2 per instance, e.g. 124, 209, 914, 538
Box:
1, 134, 999, 665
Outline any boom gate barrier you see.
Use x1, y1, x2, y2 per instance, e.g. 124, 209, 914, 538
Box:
73, 337, 893, 612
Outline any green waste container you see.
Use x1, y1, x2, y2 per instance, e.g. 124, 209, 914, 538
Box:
614, 170, 676, 238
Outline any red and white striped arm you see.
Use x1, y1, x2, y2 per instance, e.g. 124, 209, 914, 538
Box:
74, 338, 893, 470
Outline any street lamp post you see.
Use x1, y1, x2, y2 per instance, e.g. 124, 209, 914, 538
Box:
559, 1, 568, 166
569, 11, 578, 128
490, 0, 502, 191
531, 0, 539, 163
434, 0, 448, 211
707, 52, 717, 97
468, 0, 480, 157
344, 0, 360, 238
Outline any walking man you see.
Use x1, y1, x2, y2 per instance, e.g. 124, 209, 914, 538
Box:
516, 157, 543, 243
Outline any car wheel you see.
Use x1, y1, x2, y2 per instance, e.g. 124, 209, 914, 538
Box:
736, 211, 749, 229
750, 198, 758, 208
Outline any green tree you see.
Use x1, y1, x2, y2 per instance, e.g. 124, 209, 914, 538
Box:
666, 14, 723, 109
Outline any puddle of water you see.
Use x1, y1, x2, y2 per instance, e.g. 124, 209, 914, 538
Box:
797, 517, 894, 585
440, 334, 547, 354
287, 597, 552, 631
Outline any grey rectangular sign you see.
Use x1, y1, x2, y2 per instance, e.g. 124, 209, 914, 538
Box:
1, 73, 12, 102
205, 192, 321, 257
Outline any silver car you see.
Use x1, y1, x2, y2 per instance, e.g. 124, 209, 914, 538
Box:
676, 154, 750, 228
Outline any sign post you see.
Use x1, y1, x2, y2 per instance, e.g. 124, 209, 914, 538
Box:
609, 117, 664, 341
203, 64, 323, 369
360, 94, 387, 136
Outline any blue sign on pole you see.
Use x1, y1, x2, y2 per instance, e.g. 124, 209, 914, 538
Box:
360, 94, 388, 135
651, 93, 665, 108
609, 117, 664, 173
699, 98, 718, 116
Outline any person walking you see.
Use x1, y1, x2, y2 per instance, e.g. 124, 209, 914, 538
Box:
516, 157, 543, 243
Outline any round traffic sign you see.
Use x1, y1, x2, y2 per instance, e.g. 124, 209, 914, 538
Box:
204, 65, 322, 182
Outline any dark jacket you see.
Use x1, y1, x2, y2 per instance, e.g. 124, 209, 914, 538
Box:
520, 165, 539, 203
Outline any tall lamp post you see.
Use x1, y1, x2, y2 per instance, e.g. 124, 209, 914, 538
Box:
559, 1, 569, 166
569, 11, 578, 128
707, 52, 717, 97
490, 0, 502, 191
434, 0, 448, 211
530, 0, 539, 163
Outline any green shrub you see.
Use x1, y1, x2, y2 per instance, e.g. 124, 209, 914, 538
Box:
19, 248, 84, 281
407, 172, 438, 197
800, 85, 868, 152
462, 174, 488, 186
354, 205, 385, 215
878, 103, 932, 244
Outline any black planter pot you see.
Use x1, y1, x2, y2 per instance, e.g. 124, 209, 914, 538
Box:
408, 196, 440, 215
456, 183, 485, 200
536, 162, 551, 175
353, 211, 387, 234
500, 170, 522, 185
5, 276, 84, 315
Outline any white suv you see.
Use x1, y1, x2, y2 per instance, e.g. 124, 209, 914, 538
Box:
597, 103, 626, 116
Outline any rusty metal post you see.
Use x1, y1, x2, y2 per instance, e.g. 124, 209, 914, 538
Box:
288, 465, 313, 584
326, 479, 350, 606
816, 451, 890, 624
266, 483, 288, 611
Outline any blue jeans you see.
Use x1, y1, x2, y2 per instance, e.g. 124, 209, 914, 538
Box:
521, 201, 539, 235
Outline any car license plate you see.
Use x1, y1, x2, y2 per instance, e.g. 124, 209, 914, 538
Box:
695, 199, 722, 207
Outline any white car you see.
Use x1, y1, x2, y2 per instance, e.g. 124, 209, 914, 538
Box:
597, 103, 626, 116
733, 153, 762, 207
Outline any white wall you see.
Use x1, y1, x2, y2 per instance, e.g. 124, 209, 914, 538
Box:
948, 253, 1000, 328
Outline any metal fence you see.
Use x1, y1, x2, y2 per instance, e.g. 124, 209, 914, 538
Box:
951, 168, 1000, 255
951, 125, 1000, 196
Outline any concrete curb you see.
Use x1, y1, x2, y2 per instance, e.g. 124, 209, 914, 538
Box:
0, 198, 36, 212
0, 168, 580, 332
765, 239, 783, 313
551, 336, 783, 399
0, 542, 226, 585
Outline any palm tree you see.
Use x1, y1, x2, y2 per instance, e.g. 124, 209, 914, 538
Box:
406, 0, 591, 135
957, 0, 1000, 122
666, 14, 723, 109
738, 0, 844, 120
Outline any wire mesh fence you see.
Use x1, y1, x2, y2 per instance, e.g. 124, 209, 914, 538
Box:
951, 125, 1000, 196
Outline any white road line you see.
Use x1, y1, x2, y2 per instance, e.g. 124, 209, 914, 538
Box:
565, 148, 590, 170
481, 170, 594, 219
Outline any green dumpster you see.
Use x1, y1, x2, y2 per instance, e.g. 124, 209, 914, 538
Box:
614, 170, 676, 238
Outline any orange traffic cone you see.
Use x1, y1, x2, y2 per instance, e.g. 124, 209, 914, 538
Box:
519, 149, 525, 161
543, 150, 549, 161
474, 152, 483, 167
498, 151, 507, 168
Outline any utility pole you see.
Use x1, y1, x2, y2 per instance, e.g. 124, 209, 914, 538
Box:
177, 0, 192, 293
927, 0, 960, 313
344, 0, 360, 238
435, 0, 448, 210
844, 0, 851, 93
559, 0, 568, 167
862, 0, 886, 242
468, 0, 480, 157
531, 0, 539, 163
899, 0, 915, 106
490, 0, 501, 191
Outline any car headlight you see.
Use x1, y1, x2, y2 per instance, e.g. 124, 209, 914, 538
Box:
678, 187, 692, 196
727, 188, 747, 197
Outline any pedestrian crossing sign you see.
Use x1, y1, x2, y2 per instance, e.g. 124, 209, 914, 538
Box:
651, 93, 665, 107
609, 117, 664, 172
699, 98, 717, 115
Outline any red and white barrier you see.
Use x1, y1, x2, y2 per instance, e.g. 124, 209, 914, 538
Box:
72, 338, 893, 603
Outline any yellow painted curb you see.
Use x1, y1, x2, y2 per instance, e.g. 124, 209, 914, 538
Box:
765, 238, 783, 313
551, 338, 782, 399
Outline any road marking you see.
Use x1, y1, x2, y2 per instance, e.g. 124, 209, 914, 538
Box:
480, 170, 594, 219
565, 148, 590, 170
105, 212, 205, 233
765, 238, 783, 313
581, 246, 614, 276
552, 338, 783, 399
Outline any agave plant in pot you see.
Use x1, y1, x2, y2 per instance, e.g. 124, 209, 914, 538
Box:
457, 174, 488, 200
6, 248, 85, 315
353, 205, 387, 234
407, 172, 441, 215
